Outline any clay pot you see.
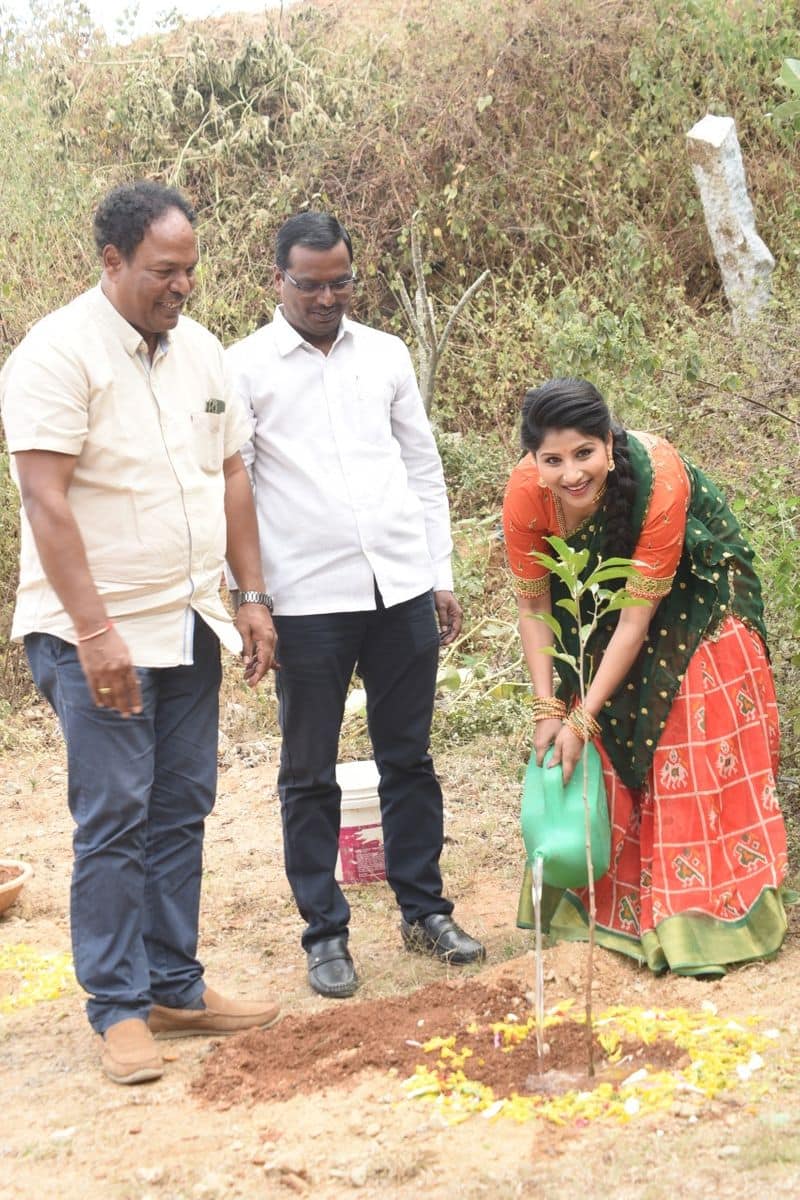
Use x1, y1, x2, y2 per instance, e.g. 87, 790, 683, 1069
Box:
0, 858, 33, 916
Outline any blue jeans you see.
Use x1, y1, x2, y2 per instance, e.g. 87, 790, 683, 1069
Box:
274, 589, 453, 950
25, 619, 221, 1033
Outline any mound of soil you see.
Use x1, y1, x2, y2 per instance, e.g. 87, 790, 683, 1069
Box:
193, 975, 684, 1109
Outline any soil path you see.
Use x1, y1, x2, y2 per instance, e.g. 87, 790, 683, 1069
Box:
1, 724, 799, 1200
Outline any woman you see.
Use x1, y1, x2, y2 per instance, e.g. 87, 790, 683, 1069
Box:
504, 378, 787, 976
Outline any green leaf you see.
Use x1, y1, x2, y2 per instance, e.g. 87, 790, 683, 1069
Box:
555, 597, 578, 617
488, 681, 530, 699
544, 560, 580, 588
778, 58, 800, 94
437, 667, 463, 690
595, 591, 615, 610
538, 647, 578, 670
530, 550, 561, 573
528, 611, 563, 637
594, 556, 644, 569
544, 535, 572, 560
772, 98, 800, 123
604, 592, 650, 613
585, 565, 639, 586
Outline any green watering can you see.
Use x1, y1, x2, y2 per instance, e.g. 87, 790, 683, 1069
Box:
517, 743, 611, 930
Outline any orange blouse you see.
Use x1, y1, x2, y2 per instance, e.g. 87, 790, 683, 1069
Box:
502, 432, 691, 600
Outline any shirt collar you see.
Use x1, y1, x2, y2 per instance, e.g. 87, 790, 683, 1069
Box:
91, 283, 171, 359
272, 304, 353, 357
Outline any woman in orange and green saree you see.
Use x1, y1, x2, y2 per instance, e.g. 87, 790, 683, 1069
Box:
503, 378, 787, 977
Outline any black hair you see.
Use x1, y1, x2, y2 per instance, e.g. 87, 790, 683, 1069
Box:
93, 180, 196, 259
275, 211, 353, 270
520, 377, 638, 559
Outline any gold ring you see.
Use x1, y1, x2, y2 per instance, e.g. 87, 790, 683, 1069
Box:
98, 687, 112, 695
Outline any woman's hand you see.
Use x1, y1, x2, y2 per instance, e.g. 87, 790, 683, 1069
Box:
547, 723, 586, 785
533, 717, 562, 766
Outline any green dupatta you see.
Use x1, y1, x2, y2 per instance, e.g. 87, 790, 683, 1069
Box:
550, 434, 767, 790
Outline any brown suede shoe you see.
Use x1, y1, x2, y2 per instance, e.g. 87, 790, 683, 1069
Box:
148, 985, 280, 1039
100, 1018, 164, 1085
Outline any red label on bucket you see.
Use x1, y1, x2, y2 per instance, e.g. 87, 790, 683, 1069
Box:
337, 823, 386, 884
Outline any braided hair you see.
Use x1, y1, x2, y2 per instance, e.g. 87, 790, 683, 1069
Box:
520, 378, 638, 559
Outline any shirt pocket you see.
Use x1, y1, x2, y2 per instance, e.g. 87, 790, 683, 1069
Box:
353, 381, 393, 445
190, 411, 225, 473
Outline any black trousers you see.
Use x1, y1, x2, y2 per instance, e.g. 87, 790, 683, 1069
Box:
273, 589, 453, 949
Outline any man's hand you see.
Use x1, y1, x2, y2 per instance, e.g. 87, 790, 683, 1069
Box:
13, 448, 142, 717
434, 589, 462, 647
224, 452, 277, 687
236, 603, 278, 687
78, 625, 142, 718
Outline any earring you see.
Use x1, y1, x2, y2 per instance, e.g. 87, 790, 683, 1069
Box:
538, 477, 548, 489
607, 456, 615, 472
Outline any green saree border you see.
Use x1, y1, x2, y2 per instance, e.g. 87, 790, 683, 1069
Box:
544, 887, 787, 975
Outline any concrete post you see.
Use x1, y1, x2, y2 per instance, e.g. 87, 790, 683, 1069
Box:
686, 113, 774, 327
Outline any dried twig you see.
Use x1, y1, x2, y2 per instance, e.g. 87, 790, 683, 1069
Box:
392, 211, 489, 414
659, 367, 800, 428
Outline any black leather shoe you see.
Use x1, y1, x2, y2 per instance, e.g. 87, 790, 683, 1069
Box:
306, 935, 359, 999
400, 914, 486, 965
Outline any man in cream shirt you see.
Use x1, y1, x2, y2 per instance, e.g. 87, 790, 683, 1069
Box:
1, 181, 279, 1084
227, 211, 485, 999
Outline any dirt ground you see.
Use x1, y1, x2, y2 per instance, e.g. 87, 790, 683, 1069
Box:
1, 704, 799, 1200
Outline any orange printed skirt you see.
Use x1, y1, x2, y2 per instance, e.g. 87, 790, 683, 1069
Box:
542, 616, 788, 975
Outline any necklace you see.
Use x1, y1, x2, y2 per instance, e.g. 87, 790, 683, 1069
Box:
552, 478, 608, 538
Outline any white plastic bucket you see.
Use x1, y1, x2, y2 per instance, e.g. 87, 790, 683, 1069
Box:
335, 759, 386, 884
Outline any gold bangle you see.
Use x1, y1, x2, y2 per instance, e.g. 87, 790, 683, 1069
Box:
564, 705, 601, 740
531, 696, 567, 722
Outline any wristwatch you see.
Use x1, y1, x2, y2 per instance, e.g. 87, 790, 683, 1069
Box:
238, 590, 274, 612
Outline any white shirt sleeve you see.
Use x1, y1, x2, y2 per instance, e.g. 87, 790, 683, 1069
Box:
222, 349, 258, 591
224, 352, 257, 475
390, 346, 454, 592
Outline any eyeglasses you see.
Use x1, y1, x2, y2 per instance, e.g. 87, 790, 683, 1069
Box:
281, 268, 357, 296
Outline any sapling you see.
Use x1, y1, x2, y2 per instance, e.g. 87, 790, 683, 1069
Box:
529, 535, 647, 1075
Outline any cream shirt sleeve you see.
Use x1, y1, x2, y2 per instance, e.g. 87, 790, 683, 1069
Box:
1, 334, 89, 455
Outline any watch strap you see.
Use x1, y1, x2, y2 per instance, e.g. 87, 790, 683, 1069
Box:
238, 590, 274, 612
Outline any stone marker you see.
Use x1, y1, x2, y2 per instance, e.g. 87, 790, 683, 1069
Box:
686, 113, 774, 327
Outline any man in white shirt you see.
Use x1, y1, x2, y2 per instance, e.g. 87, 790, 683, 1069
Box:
227, 212, 485, 998
1, 181, 280, 1084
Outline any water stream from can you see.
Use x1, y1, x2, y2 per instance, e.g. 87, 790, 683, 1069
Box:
532, 851, 545, 1062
